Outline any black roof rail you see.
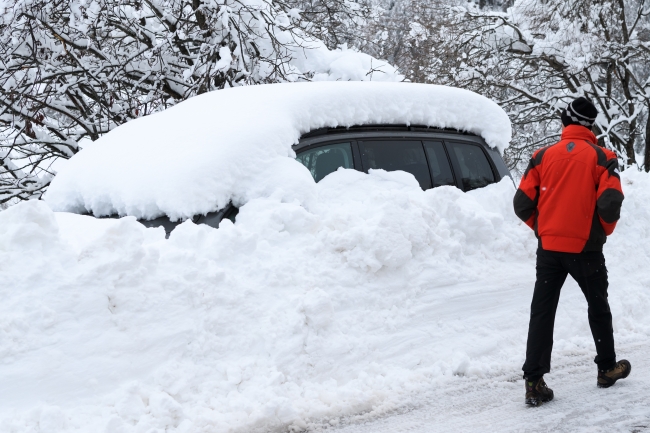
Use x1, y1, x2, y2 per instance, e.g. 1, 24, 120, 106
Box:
300, 124, 478, 139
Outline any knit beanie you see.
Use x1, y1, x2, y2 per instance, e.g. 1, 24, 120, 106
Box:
561, 97, 598, 128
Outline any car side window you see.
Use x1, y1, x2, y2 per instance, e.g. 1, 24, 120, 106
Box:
359, 140, 432, 190
296, 142, 354, 182
448, 141, 495, 191
423, 141, 455, 187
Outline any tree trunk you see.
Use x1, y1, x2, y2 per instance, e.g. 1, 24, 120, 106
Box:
645, 107, 650, 172
625, 120, 637, 166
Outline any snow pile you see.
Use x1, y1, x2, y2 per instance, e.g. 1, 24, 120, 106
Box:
44, 82, 512, 220
3, 168, 650, 433
293, 45, 401, 83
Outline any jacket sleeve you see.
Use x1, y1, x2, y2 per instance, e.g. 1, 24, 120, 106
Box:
513, 150, 542, 230
596, 153, 624, 236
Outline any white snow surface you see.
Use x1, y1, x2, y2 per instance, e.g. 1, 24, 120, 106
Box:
44, 82, 512, 220
2, 168, 650, 432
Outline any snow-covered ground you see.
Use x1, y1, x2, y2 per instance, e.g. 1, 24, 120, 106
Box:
330, 339, 650, 432
1, 168, 649, 432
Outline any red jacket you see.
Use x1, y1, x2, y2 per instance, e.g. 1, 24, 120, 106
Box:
513, 125, 624, 253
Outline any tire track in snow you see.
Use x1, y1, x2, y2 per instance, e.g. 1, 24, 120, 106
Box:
321, 341, 650, 433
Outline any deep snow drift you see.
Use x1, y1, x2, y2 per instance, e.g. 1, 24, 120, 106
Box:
2, 168, 649, 433
44, 82, 511, 221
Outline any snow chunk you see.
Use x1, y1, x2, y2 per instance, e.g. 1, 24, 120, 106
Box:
0, 200, 59, 253
44, 82, 511, 220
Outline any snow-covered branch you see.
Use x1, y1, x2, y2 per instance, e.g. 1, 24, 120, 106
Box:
1, 0, 376, 204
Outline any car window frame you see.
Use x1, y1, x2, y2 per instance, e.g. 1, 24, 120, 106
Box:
443, 139, 499, 192
357, 138, 435, 190
294, 140, 359, 179
423, 140, 457, 189
294, 129, 505, 191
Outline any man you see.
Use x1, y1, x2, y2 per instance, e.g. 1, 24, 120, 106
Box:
513, 96, 629, 406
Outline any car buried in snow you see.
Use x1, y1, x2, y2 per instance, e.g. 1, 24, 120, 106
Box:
138, 125, 511, 236
44, 82, 513, 236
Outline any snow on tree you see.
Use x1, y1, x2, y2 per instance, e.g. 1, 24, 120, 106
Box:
362, 0, 650, 173
359, 0, 452, 85
436, 0, 650, 172
9, 0, 645, 205
0, 0, 395, 205
287, 0, 371, 50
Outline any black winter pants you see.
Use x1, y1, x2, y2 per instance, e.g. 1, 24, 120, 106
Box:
522, 248, 616, 381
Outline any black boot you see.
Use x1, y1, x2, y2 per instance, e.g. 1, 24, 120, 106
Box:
597, 360, 631, 388
525, 376, 554, 406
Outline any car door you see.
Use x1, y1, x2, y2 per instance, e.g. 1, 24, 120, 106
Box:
423, 141, 457, 188
295, 141, 355, 182
444, 140, 497, 191
358, 139, 435, 190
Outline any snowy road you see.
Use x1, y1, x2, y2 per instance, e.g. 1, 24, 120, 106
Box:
309, 268, 650, 433
322, 325, 650, 433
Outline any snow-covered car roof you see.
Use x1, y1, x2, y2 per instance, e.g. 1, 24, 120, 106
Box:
44, 82, 512, 221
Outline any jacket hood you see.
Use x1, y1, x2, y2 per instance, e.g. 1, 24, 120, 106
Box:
561, 124, 597, 145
